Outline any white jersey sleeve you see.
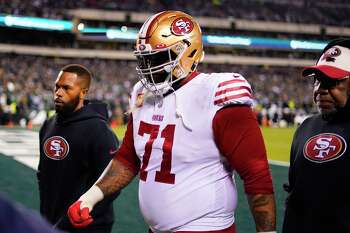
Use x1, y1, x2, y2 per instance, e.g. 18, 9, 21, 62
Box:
210, 72, 254, 107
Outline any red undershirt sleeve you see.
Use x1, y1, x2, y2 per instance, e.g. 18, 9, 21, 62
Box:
212, 105, 274, 194
114, 114, 141, 175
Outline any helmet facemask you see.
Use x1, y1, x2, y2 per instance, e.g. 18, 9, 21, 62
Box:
134, 41, 188, 96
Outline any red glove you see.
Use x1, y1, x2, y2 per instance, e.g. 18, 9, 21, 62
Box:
67, 201, 93, 228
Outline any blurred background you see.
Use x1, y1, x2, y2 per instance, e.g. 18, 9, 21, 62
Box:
0, 0, 349, 232
2, 0, 349, 129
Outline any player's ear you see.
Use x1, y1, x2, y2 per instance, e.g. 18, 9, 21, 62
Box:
80, 88, 88, 99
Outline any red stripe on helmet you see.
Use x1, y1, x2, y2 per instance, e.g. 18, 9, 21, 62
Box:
145, 11, 170, 44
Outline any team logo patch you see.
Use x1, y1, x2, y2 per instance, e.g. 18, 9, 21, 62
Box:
321, 47, 341, 62
171, 17, 194, 36
303, 133, 346, 163
138, 44, 146, 51
44, 136, 69, 160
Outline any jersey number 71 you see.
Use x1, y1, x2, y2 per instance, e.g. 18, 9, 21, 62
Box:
138, 121, 176, 184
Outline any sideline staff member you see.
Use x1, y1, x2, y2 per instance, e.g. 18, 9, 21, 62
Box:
283, 38, 350, 233
37, 64, 119, 233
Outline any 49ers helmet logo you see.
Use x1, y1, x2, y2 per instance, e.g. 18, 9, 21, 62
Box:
321, 47, 341, 62
44, 136, 69, 160
171, 17, 194, 36
303, 133, 346, 163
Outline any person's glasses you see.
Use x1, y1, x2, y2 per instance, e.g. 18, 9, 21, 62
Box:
311, 74, 349, 89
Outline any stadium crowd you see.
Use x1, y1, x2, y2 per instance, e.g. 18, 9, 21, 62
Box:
1, 0, 350, 26
0, 54, 313, 128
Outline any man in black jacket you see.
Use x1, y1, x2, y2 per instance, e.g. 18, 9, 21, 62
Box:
283, 38, 350, 233
37, 64, 119, 233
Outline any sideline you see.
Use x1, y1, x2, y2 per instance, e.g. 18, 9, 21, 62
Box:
269, 159, 290, 167
0, 128, 39, 170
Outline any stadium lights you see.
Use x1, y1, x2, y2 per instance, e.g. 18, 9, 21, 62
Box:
106, 29, 138, 40
290, 40, 327, 50
204, 35, 251, 46
80, 27, 109, 33
77, 23, 85, 31
0, 14, 328, 51
1, 15, 72, 31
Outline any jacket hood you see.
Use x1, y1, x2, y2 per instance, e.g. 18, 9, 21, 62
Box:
56, 100, 109, 125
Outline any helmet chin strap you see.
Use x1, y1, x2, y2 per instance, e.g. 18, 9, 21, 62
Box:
171, 86, 192, 131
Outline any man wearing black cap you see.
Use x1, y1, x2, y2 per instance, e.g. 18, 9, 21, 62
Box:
283, 38, 350, 233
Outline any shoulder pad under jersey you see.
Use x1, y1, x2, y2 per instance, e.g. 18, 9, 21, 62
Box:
129, 81, 146, 111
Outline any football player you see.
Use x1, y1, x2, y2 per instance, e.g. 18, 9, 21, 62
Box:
68, 11, 276, 233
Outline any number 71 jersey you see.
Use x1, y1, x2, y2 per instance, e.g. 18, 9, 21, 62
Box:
129, 72, 253, 232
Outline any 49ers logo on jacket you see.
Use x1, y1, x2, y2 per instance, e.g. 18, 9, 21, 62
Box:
44, 136, 69, 160
303, 133, 346, 163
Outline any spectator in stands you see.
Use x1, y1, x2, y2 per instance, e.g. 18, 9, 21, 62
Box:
1, 0, 349, 26
0, 54, 315, 127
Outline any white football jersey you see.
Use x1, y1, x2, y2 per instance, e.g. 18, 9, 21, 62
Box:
129, 72, 253, 232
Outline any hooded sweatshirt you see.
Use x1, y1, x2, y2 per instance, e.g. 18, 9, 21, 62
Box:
37, 100, 119, 232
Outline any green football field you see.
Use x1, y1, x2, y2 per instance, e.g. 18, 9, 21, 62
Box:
0, 126, 295, 233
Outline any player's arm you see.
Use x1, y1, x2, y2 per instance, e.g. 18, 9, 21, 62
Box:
213, 105, 276, 233
247, 193, 276, 232
88, 120, 121, 201
96, 158, 137, 196
68, 115, 140, 228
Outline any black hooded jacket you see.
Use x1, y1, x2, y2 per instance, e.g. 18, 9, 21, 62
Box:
283, 102, 350, 233
37, 101, 119, 232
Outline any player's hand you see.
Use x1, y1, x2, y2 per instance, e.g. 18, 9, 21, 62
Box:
67, 185, 104, 228
67, 201, 93, 228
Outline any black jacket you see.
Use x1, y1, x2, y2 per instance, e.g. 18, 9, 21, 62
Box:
283, 112, 350, 233
38, 101, 119, 232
